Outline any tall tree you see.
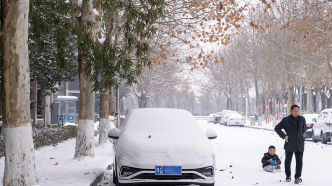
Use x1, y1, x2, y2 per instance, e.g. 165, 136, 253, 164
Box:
1, 0, 38, 185
69, 0, 102, 158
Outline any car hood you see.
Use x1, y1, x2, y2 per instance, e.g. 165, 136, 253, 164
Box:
115, 131, 215, 169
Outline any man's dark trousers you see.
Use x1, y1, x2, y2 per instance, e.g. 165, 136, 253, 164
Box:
285, 151, 303, 178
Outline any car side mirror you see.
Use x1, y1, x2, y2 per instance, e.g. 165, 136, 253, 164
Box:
312, 118, 317, 122
205, 129, 217, 140
108, 128, 120, 139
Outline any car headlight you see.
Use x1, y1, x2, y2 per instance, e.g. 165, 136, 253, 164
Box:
120, 167, 140, 177
196, 167, 214, 177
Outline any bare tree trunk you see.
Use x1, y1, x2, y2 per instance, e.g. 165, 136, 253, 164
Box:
313, 87, 317, 113
287, 85, 293, 116
138, 95, 147, 108
327, 89, 332, 109
229, 89, 233, 111
235, 91, 239, 112
109, 87, 115, 116
227, 96, 230, 110
74, 0, 101, 158
247, 88, 250, 117
2, 0, 39, 184
241, 86, 246, 119
272, 96, 276, 127
255, 80, 262, 126
41, 90, 51, 127
242, 96, 246, 119
31, 80, 38, 127
75, 47, 95, 158
307, 84, 311, 113
321, 89, 326, 110
99, 72, 110, 144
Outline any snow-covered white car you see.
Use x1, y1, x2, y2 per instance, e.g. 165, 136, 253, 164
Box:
108, 108, 217, 186
222, 111, 238, 125
219, 110, 231, 125
208, 113, 216, 123
226, 114, 245, 127
302, 114, 319, 139
312, 109, 332, 144
220, 110, 238, 125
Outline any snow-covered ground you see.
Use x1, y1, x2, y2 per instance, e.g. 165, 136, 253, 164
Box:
201, 120, 331, 186
0, 136, 113, 186
1, 120, 331, 186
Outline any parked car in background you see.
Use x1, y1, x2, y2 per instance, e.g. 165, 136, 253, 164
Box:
220, 110, 231, 125
214, 112, 222, 124
226, 114, 244, 127
222, 111, 238, 125
302, 114, 319, 139
108, 108, 217, 186
312, 109, 332, 144
208, 114, 216, 123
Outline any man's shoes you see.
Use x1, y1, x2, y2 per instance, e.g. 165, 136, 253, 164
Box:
286, 176, 291, 182
294, 177, 302, 184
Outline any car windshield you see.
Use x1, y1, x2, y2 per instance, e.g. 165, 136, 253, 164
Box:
323, 112, 328, 120
230, 114, 243, 119
303, 114, 319, 123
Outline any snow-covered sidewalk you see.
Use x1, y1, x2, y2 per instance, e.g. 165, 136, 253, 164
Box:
0, 137, 113, 186
244, 119, 276, 131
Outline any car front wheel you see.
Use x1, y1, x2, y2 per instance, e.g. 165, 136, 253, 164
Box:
312, 131, 319, 143
321, 131, 328, 144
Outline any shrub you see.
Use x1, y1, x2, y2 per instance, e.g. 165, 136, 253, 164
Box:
0, 126, 77, 158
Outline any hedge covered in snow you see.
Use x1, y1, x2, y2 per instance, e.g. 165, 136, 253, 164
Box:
0, 126, 77, 157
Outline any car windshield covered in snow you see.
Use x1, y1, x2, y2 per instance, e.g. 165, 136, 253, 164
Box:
303, 114, 319, 124
120, 108, 203, 133
229, 114, 243, 119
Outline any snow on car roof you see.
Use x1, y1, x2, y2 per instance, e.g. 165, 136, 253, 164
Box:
229, 114, 243, 118
121, 108, 203, 133
303, 114, 319, 120
321, 108, 332, 112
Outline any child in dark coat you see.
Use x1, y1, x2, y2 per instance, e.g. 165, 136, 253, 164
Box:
261, 146, 282, 172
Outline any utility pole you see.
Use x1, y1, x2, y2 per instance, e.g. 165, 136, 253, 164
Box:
116, 88, 120, 128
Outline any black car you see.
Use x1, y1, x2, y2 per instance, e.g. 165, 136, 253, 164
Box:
214, 115, 220, 124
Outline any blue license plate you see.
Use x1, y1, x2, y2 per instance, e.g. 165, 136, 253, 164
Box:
235, 122, 239, 124
155, 166, 182, 175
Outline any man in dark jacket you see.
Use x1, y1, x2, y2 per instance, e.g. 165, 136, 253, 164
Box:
275, 105, 307, 184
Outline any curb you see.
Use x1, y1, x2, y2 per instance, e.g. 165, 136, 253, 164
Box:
244, 126, 275, 132
90, 172, 104, 186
